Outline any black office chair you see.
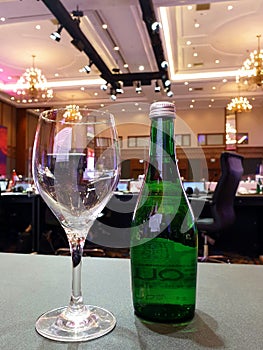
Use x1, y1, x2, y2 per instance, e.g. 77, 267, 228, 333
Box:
197, 152, 244, 263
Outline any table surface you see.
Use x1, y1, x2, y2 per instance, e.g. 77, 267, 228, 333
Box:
1, 253, 263, 350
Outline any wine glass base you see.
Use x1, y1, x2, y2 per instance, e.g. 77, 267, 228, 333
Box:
35, 305, 116, 342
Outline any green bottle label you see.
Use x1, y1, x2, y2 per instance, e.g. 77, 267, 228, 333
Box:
131, 238, 197, 305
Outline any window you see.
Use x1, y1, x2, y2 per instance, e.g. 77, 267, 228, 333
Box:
128, 136, 149, 148
198, 133, 224, 146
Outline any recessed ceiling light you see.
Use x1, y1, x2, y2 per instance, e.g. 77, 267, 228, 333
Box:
35, 25, 41, 30
186, 40, 192, 46
187, 6, 193, 10
227, 5, 233, 10
94, 92, 98, 96
187, 64, 192, 68
193, 52, 198, 57
0, 17, 6, 22
7, 76, 12, 80
222, 79, 227, 83
114, 46, 119, 51
54, 73, 59, 77
0, 68, 3, 72
215, 59, 220, 64
192, 99, 195, 103
190, 104, 194, 108
211, 99, 215, 102
184, 81, 189, 85
102, 23, 107, 29
123, 63, 129, 68
208, 104, 212, 108
194, 21, 200, 28
80, 87, 85, 91
212, 86, 216, 90
100, 104, 105, 107
189, 87, 193, 91
138, 65, 144, 71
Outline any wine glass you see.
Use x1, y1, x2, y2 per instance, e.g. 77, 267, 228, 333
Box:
32, 107, 120, 342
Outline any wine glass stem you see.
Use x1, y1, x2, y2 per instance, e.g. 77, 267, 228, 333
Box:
69, 240, 85, 312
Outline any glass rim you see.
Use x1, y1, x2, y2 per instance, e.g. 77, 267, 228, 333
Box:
39, 107, 115, 125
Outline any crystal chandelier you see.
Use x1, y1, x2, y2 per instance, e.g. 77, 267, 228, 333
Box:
237, 34, 263, 88
63, 104, 82, 121
226, 96, 252, 113
14, 55, 53, 103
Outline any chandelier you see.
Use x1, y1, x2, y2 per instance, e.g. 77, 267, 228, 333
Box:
14, 55, 53, 103
237, 34, 263, 88
226, 96, 252, 113
63, 104, 82, 121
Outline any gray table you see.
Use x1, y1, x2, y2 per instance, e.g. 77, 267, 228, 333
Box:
1, 253, 263, 349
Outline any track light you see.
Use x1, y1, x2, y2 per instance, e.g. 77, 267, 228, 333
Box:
50, 25, 63, 42
166, 87, 174, 98
161, 61, 169, 69
80, 61, 93, 74
151, 21, 162, 33
154, 80, 161, 92
100, 83, 108, 91
110, 87, 117, 101
164, 79, 171, 87
135, 81, 142, 94
116, 81, 124, 94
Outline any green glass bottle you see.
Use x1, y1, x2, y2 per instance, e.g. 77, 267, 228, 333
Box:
130, 101, 198, 324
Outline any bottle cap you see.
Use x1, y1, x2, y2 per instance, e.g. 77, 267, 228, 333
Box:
149, 101, 176, 119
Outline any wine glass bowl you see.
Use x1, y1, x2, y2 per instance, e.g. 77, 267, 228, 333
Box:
32, 108, 120, 342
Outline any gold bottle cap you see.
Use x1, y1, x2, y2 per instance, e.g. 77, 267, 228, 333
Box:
149, 101, 176, 119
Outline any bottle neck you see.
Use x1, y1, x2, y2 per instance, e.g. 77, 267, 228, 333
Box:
147, 117, 178, 182
149, 117, 176, 159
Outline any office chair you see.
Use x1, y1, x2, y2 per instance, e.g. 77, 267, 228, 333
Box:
197, 152, 244, 263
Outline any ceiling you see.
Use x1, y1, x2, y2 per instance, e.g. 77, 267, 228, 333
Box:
0, 0, 263, 111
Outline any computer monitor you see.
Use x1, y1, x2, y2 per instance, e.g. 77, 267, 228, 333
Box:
116, 180, 130, 192
183, 181, 206, 194
0, 180, 8, 192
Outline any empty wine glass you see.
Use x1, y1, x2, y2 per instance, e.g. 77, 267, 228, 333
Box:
32, 107, 120, 342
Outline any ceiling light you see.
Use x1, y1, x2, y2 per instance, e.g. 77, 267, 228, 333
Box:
237, 34, 263, 87
154, 81, 161, 92
135, 81, 142, 94
50, 25, 63, 42
227, 96, 252, 113
161, 61, 169, 69
80, 61, 93, 74
164, 79, 171, 87
166, 88, 174, 97
114, 46, 119, 51
194, 20, 200, 28
186, 41, 192, 46
110, 87, 117, 101
215, 59, 220, 64
63, 105, 82, 121
13, 55, 53, 103
102, 23, 107, 29
116, 82, 124, 94
151, 21, 162, 33
100, 83, 108, 91
138, 65, 144, 71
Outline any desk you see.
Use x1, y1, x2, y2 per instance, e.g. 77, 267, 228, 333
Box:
0, 193, 39, 252
190, 194, 263, 257
0, 253, 263, 349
